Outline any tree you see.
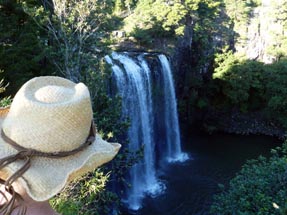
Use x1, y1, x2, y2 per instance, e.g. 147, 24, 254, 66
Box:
266, 0, 287, 61
24, 0, 114, 82
124, 0, 223, 41
213, 51, 267, 112
0, 0, 52, 95
114, 0, 125, 13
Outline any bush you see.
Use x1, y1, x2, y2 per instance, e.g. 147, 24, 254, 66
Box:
210, 143, 287, 215
213, 52, 266, 112
212, 51, 287, 128
264, 60, 287, 127
50, 170, 119, 215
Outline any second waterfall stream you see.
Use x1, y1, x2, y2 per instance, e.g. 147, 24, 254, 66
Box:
105, 52, 189, 210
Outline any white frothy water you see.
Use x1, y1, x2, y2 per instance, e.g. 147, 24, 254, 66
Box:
110, 52, 162, 210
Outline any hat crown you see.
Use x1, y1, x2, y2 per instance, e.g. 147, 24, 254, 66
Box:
34, 85, 74, 103
2, 76, 93, 153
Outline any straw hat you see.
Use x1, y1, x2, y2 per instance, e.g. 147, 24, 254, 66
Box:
0, 76, 121, 201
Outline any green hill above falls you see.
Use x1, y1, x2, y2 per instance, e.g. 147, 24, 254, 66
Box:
115, 0, 287, 59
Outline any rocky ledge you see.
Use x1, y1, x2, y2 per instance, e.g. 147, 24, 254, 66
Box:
202, 109, 286, 140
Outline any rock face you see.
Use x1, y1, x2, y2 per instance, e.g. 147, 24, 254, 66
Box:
171, 0, 287, 70
202, 109, 286, 139
236, 0, 286, 63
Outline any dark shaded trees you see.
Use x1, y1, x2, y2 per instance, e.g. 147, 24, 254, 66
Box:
0, 0, 52, 95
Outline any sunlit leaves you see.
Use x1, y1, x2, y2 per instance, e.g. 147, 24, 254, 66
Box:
213, 50, 240, 79
51, 170, 118, 215
213, 50, 287, 126
211, 143, 287, 214
124, 0, 224, 45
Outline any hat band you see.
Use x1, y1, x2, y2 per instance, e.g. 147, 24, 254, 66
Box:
0, 121, 96, 214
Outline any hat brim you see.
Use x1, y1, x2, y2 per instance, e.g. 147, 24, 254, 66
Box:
0, 108, 121, 201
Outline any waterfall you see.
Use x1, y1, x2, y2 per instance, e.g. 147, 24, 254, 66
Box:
106, 52, 188, 210
158, 54, 189, 163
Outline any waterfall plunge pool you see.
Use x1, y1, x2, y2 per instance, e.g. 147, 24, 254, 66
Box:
107, 52, 282, 214
122, 131, 282, 215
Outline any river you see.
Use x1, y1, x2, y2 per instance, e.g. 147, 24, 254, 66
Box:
122, 131, 282, 215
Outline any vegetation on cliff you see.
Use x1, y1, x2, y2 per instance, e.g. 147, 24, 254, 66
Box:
212, 51, 287, 129
174, 0, 287, 136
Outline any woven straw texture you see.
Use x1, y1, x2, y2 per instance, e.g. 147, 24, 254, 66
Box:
0, 76, 120, 201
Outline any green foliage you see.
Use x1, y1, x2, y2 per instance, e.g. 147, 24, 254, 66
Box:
191, 0, 225, 64
197, 97, 209, 109
114, 0, 125, 13
0, 96, 12, 108
266, 34, 287, 61
213, 50, 240, 79
213, 51, 266, 111
130, 26, 154, 46
86, 61, 130, 142
0, 72, 8, 94
224, 0, 259, 23
124, 0, 184, 41
123, 0, 224, 43
0, 73, 11, 107
210, 143, 287, 215
264, 61, 287, 127
265, 0, 287, 61
50, 170, 119, 215
223, 0, 261, 53
23, 0, 115, 82
212, 51, 287, 128
113, 0, 137, 13
0, 0, 52, 95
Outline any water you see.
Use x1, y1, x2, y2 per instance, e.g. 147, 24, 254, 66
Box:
158, 55, 189, 163
107, 52, 187, 210
122, 130, 282, 215
110, 53, 158, 210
